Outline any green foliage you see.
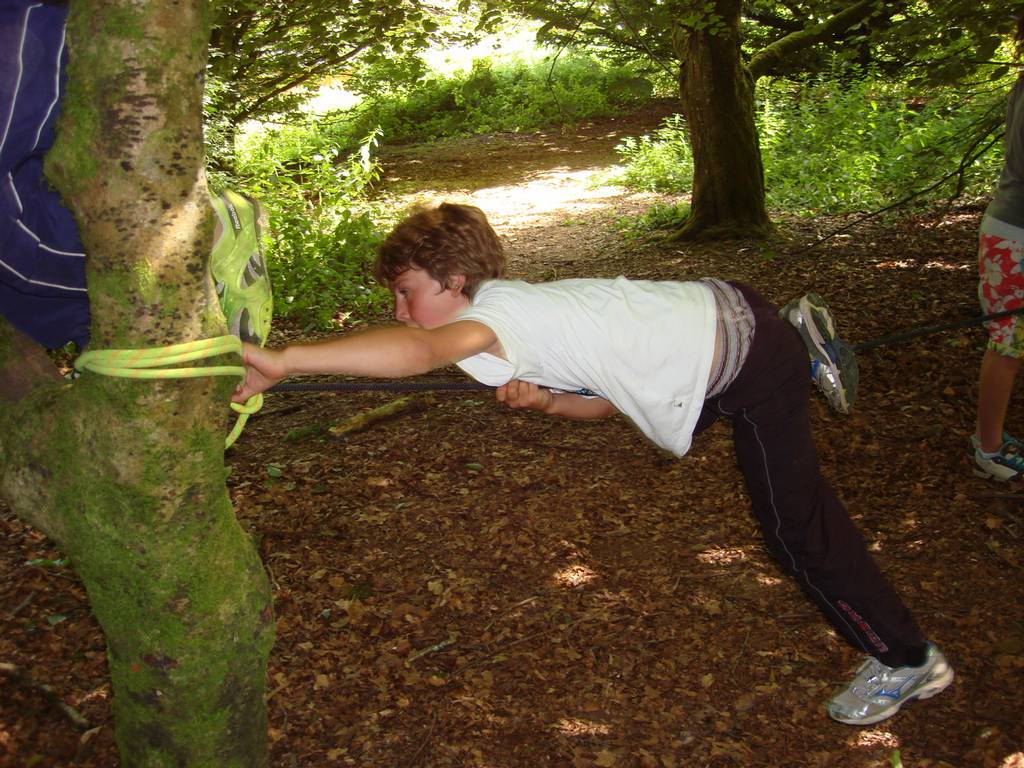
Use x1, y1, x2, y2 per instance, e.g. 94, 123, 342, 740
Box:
610, 114, 693, 193
611, 75, 1008, 217
616, 201, 691, 238
676, 1, 726, 35
211, 129, 391, 331
206, 0, 454, 130
518, 0, 1016, 87
758, 77, 1004, 214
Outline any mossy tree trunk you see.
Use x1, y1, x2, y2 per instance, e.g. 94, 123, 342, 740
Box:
0, 1, 274, 765
669, 0, 771, 241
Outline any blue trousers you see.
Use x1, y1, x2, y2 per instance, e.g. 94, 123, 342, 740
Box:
1, 0, 89, 348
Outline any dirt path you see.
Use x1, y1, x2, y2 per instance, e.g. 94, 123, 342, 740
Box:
375, 101, 681, 282
3, 110, 1023, 768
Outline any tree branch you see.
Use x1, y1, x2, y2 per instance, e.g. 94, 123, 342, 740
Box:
0, 662, 91, 729
746, 0, 888, 80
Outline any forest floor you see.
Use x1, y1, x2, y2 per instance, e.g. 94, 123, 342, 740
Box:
3, 103, 1024, 768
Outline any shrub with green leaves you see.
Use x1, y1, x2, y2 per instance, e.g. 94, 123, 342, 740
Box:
759, 78, 1004, 214
213, 128, 391, 331
611, 114, 693, 193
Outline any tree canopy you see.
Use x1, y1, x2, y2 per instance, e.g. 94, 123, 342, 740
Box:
206, 0, 493, 137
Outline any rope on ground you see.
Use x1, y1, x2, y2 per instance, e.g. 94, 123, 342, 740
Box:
74, 335, 260, 448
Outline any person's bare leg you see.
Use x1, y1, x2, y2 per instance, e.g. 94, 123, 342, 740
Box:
976, 349, 1022, 452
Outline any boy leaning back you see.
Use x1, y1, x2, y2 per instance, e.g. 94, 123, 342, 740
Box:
233, 202, 953, 725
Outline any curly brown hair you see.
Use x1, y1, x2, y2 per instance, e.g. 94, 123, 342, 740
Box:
375, 203, 505, 297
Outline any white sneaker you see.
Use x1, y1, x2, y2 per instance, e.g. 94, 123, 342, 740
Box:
827, 644, 954, 725
971, 433, 1024, 481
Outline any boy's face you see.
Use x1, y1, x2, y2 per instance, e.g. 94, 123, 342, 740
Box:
391, 267, 469, 329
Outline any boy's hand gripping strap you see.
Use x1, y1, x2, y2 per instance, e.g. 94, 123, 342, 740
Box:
74, 335, 261, 448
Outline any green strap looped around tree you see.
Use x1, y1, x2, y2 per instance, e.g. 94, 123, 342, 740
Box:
74, 335, 261, 448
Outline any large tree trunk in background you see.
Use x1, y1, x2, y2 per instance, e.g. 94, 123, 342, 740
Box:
0, 1, 274, 765
670, 0, 770, 241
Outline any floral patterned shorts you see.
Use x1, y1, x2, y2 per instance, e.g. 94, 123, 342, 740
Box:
979, 215, 1024, 358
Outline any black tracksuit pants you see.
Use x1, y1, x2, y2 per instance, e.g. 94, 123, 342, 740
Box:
694, 282, 926, 668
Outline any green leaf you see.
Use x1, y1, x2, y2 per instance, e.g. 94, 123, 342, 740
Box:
46, 614, 68, 626
465, 462, 484, 472
267, 464, 284, 478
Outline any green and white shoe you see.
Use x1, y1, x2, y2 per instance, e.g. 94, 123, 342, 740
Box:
971, 433, 1024, 481
210, 190, 273, 347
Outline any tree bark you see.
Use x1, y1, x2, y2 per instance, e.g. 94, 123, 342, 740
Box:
670, 0, 771, 241
0, 1, 274, 765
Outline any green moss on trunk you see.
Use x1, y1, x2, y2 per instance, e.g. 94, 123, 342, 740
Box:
1, 1, 276, 765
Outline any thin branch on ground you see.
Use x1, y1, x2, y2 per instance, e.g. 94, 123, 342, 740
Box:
0, 661, 90, 729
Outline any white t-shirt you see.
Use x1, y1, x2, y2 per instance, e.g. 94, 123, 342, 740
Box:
455, 277, 717, 457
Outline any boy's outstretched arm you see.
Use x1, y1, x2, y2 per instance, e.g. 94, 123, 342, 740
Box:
496, 380, 617, 420
232, 320, 497, 402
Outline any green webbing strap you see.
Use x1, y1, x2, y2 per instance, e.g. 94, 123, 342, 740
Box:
74, 335, 262, 449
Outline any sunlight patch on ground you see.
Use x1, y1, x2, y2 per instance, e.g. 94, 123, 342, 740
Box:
923, 260, 973, 271
873, 259, 971, 272
851, 729, 900, 749
388, 157, 677, 238
1000, 752, 1024, 767
696, 546, 748, 566
553, 718, 612, 737
755, 573, 784, 586
467, 168, 665, 230
80, 684, 109, 705
553, 563, 598, 588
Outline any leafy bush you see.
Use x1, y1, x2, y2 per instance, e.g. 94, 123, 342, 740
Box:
317, 54, 655, 151
616, 201, 692, 237
759, 78, 1004, 214
212, 129, 391, 331
611, 114, 693, 193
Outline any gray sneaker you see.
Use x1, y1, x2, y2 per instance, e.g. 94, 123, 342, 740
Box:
827, 644, 954, 725
781, 293, 859, 414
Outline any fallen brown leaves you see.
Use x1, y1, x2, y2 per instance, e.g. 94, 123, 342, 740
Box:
2, 113, 1024, 767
